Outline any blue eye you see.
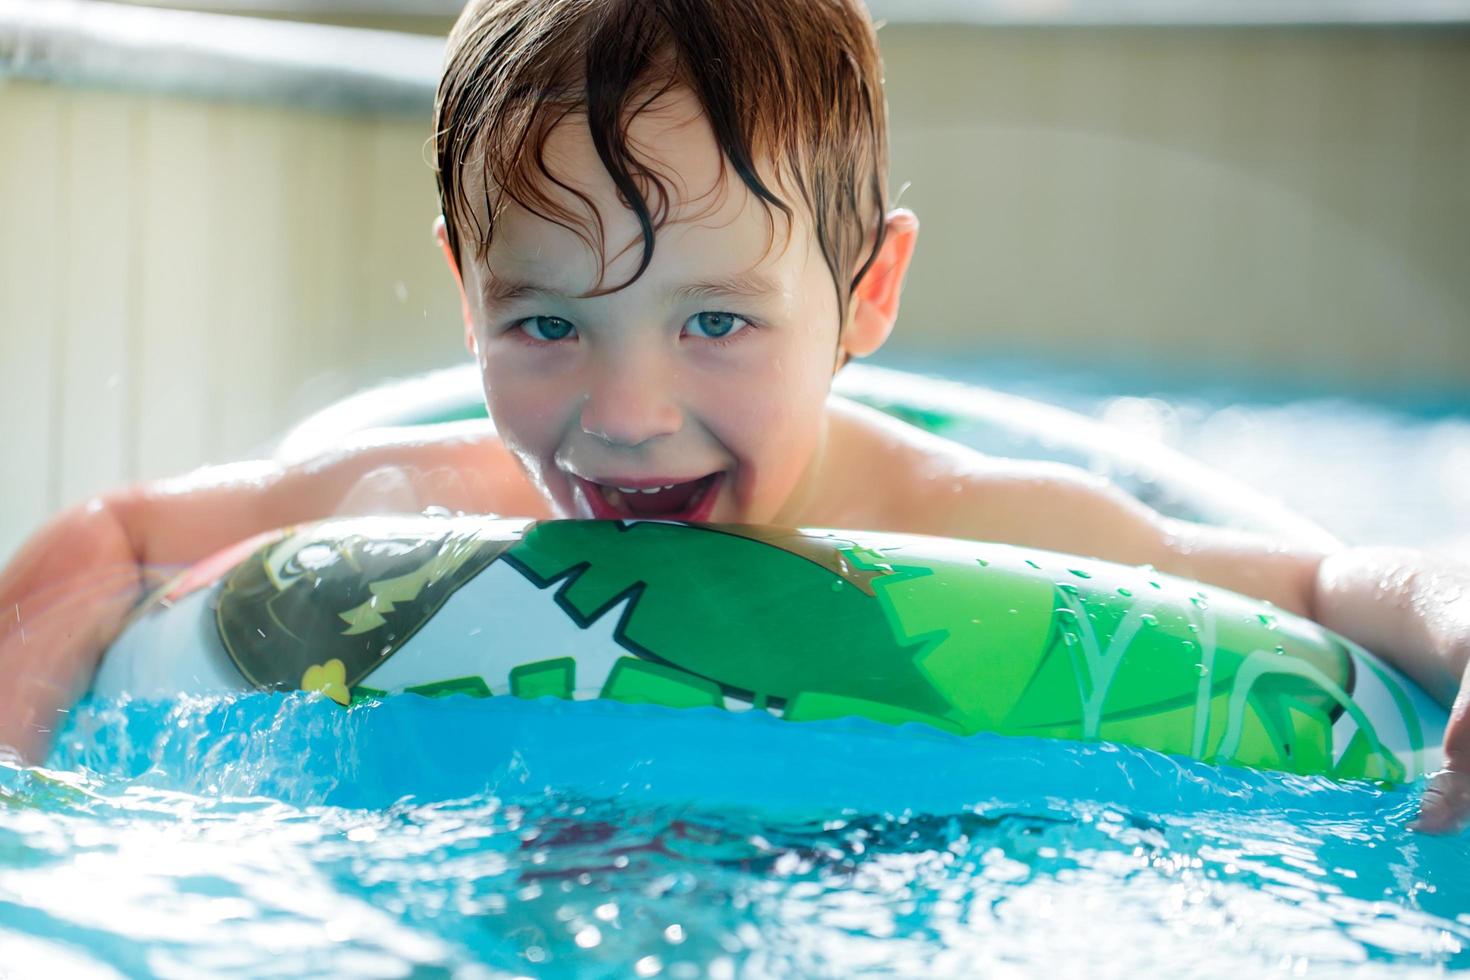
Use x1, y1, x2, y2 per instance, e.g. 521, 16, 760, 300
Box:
684, 312, 749, 340
518, 316, 576, 342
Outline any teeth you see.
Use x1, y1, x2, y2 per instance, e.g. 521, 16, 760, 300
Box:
614, 484, 676, 494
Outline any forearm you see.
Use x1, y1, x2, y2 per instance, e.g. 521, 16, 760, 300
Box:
1143, 520, 1466, 713
1312, 547, 1470, 710
0, 498, 146, 762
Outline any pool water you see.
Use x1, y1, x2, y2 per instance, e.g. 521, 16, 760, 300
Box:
3, 359, 1468, 977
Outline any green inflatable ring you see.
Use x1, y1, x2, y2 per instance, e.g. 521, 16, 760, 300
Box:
93, 515, 1445, 782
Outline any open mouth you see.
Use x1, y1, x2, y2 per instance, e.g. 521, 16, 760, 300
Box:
574, 473, 723, 522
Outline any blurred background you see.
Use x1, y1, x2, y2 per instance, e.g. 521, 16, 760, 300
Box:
1, 0, 1468, 560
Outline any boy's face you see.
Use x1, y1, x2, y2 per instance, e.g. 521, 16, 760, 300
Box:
444, 88, 901, 525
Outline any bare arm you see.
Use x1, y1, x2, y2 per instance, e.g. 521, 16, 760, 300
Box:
920, 460, 1465, 691
0, 422, 542, 763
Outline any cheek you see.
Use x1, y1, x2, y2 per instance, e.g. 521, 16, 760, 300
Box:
698, 335, 832, 470
480, 359, 569, 460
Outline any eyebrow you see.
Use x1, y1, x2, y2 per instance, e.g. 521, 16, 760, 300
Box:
481, 270, 785, 306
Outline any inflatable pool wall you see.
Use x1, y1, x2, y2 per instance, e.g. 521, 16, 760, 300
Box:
92, 517, 1445, 782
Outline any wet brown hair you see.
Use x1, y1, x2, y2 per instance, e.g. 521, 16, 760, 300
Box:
432, 0, 889, 327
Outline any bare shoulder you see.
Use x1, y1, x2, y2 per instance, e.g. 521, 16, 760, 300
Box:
826, 397, 1170, 560
827, 396, 1322, 614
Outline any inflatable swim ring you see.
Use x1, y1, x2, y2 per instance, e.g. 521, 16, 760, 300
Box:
93, 516, 1445, 782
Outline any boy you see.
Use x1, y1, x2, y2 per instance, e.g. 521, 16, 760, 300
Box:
3, 0, 1468, 829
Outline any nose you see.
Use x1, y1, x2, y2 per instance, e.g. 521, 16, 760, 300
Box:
578, 356, 683, 448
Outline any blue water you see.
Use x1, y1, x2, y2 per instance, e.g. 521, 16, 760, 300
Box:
4, 362, 1469, 976
0, 693, 1464, 976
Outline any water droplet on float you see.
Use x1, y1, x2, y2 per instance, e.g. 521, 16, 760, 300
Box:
1190, 596, 1209, 611
1258, 613, 1279, 630
1069, 568, 1092, 579
1117, 587, 1133, 597
1141, 614, 1159, 627
1058, 583, 1081, 596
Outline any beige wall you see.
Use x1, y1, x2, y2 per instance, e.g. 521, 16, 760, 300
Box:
0, 80, 463, 559
2, 24, 1469, 560
880, 27, 1470, 386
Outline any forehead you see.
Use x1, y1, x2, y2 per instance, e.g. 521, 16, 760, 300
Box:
466, 87, 811, 296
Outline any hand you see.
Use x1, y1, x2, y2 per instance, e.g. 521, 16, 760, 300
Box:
0, 500, 144, 762
1411, 571, 1470, 834
1415, 658, 1470, 834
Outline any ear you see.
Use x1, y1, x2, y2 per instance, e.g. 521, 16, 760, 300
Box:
434, 215, 476, 356
839, 208, 919, 361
